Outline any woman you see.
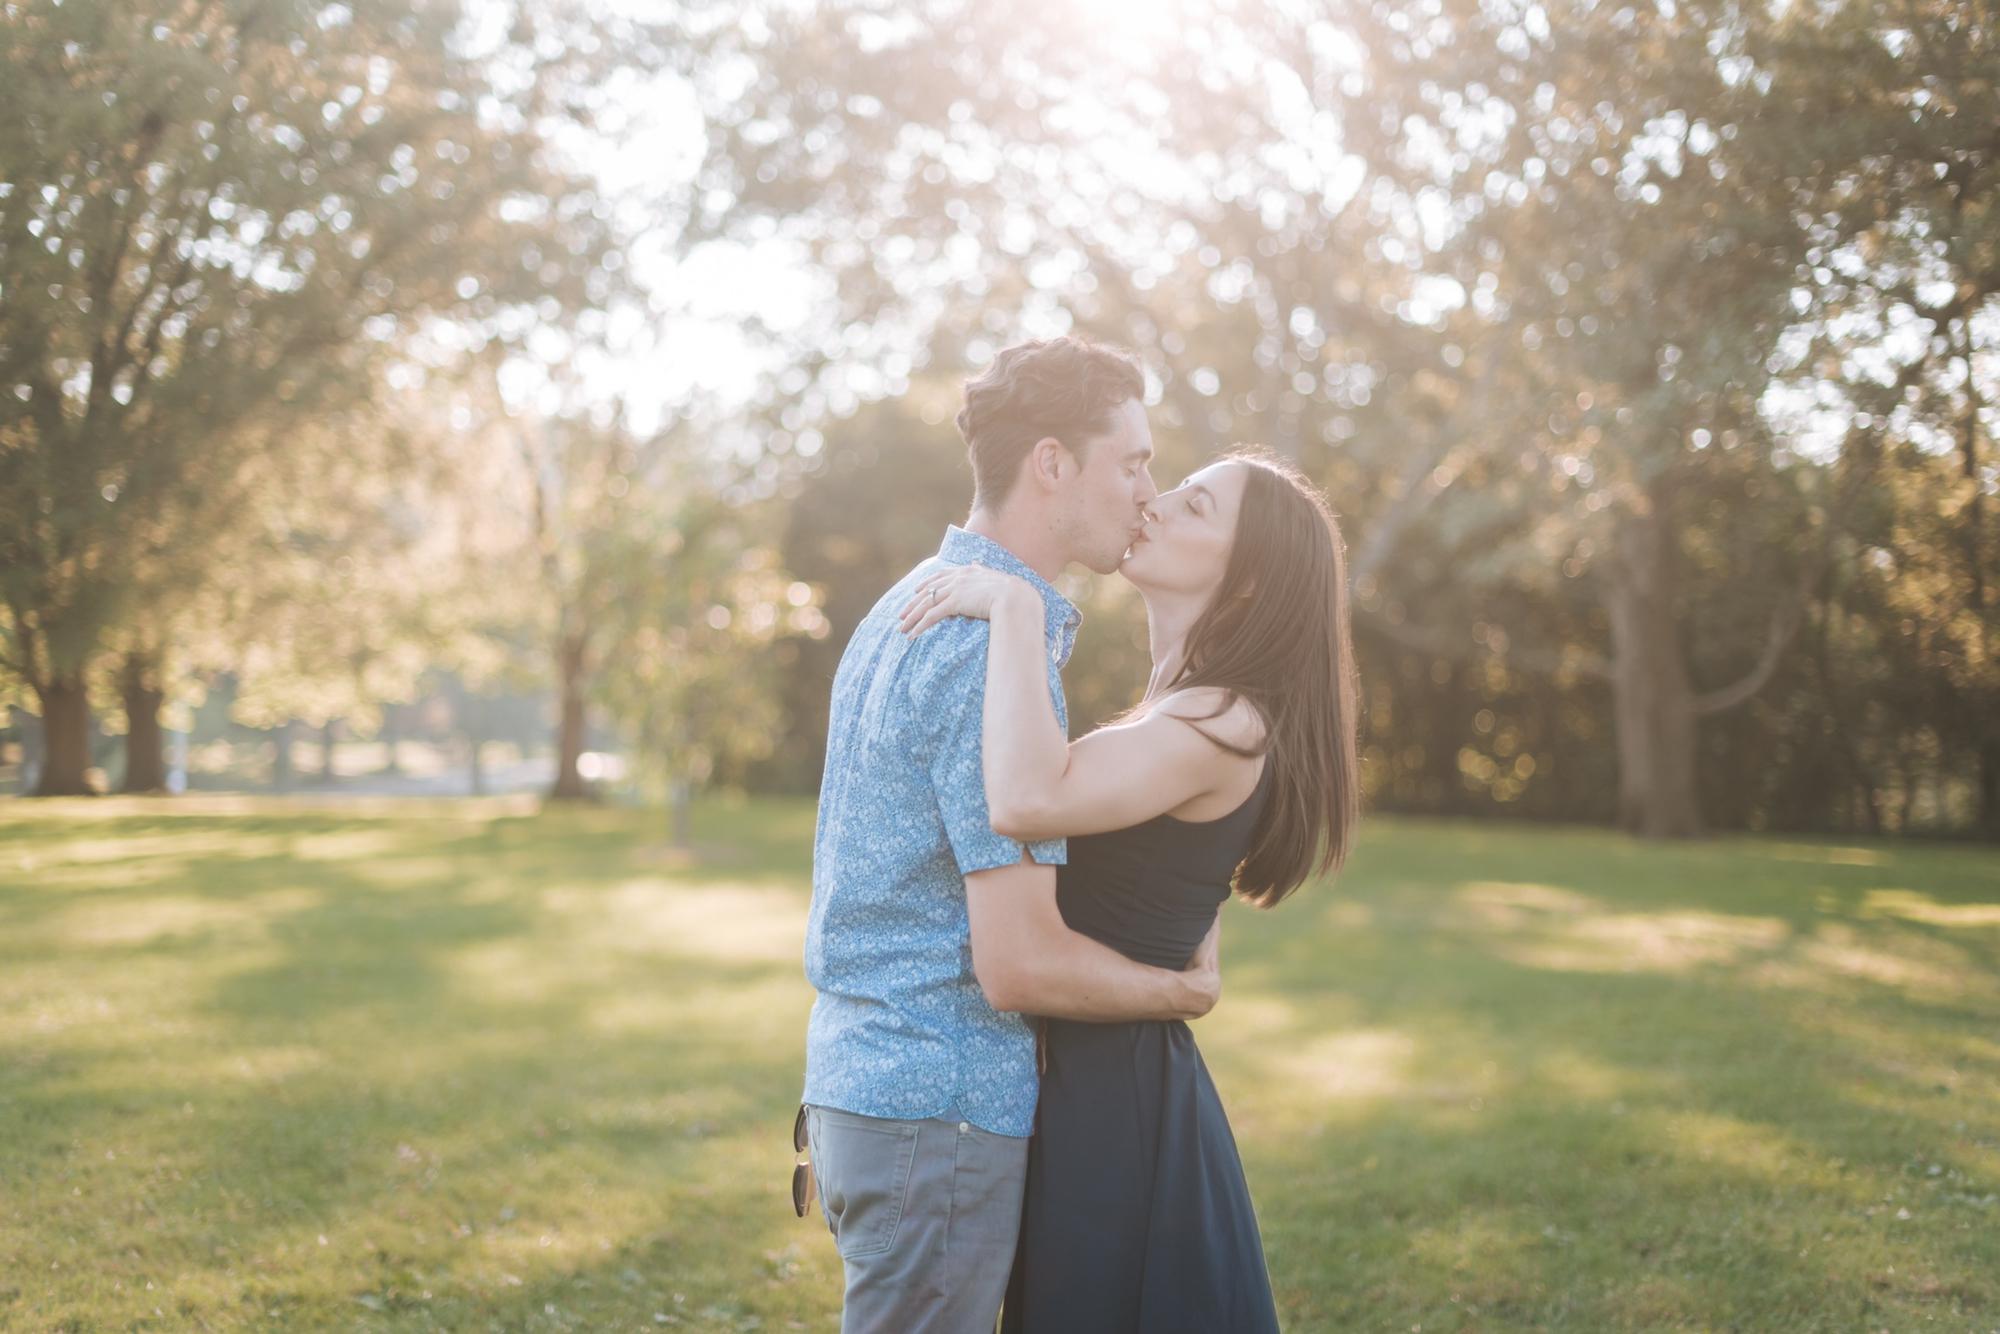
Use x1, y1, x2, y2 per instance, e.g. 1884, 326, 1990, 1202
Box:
897, 445, 1362, 1333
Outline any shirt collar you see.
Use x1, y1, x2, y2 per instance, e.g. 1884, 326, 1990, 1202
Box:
938, 525, 1083, 667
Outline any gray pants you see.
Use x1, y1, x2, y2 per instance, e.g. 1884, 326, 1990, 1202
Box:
806, 1105, 1029, 1334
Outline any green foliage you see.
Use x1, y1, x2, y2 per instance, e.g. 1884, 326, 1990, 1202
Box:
507, 399, 828, 798
0, 0, 634, 782
754, 390, 970, 790
701, 0, 1998, 835
3, 0, 1994, 829
594, 497, 826, 797
218, 379, 519, 734
0, 0, 612, 680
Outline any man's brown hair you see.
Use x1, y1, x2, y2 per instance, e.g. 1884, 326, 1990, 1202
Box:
955, 337, 1145, 508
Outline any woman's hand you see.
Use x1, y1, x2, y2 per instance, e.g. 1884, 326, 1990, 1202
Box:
898, 566, 1039, 638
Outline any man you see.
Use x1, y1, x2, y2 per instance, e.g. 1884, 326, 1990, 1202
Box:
800, 336, 1218, 1332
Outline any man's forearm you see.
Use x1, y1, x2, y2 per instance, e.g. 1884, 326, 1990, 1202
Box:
997, 928, 1212, 1022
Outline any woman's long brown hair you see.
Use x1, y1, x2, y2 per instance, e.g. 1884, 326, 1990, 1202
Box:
1155, 446, 1361, 907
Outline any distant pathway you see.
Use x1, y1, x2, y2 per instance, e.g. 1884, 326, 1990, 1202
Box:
188, 756, 560, 799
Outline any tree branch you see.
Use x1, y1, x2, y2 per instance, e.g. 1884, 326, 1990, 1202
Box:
1346, 348, 1504, 587
1691, 560, 1817, 716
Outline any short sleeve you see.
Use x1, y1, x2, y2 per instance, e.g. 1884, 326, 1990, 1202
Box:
910, 623, 1067, 876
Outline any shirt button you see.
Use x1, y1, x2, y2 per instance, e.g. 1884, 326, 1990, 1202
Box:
958, 1121, 971, 1134
1049, 642, 1061, 664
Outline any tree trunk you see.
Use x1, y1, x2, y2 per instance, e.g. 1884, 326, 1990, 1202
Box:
13, 704, 44, 794
549, 626, 593, 801
379, 705, 403, 774
1850, 759, 1884, 836
1602, 499, 1703, 838
318, 719, 339, 784
1898, 753, 1919, 832
271, 722, 295, 791
468, 733, 487, 797
669, 779, 692, 847
31, 674, 96, 796
1830, 688, 1883, 835
1954, 318, 1996, 837
1979, 739, 2000, 840
118, 651, 168, 794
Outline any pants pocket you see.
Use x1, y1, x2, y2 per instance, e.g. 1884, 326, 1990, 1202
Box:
807, 1107, 920, 1260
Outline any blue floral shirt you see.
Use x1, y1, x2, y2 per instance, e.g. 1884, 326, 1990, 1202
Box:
802, 526, 1081, 1137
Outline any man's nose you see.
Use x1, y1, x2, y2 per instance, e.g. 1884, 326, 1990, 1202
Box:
1137, 471, 1160, 504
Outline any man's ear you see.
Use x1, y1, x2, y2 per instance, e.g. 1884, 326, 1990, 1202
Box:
1026, 436, 1067, 491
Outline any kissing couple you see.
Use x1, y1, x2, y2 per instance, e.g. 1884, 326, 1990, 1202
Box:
798, 335, 1361, 1332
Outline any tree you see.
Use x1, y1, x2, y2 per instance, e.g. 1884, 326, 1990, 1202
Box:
1743, 0, 2000, 832
711, 0, 1998, 838
596, 498, 827, 840
495, 386, 828, 814
217, 383, 506, 778
0, 0, 631, 793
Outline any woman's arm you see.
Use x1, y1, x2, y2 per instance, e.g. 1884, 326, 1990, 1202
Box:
974, 583, 1081, 836
901, 568, 1260, 841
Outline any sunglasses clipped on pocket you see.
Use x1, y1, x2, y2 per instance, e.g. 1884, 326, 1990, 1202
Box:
791, 1103, 816, 1218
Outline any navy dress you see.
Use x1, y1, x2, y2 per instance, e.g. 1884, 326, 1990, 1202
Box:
1001, 765, 1282, 1334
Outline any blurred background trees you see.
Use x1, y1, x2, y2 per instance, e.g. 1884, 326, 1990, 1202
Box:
1, 0, 1992, 840
0, 0, 636, 792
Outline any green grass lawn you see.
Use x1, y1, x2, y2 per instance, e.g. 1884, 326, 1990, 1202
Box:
1, 797, 1996, 1332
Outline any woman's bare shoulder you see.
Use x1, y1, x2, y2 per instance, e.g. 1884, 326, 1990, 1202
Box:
1150, 687, 1268, 750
